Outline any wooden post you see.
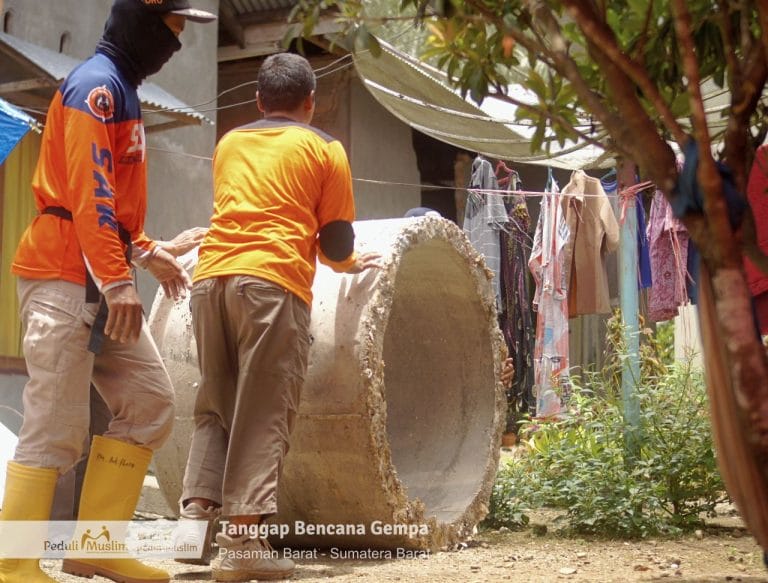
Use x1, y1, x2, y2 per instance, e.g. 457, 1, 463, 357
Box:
618, 159, 642, 459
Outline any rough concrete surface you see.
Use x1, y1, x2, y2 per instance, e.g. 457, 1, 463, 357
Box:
148, 218, 507, 551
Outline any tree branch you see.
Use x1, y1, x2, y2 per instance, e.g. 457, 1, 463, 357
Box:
562, 0, 689, 147
671, 0, 733, 267
541, 1, 676, 194
756, 1, 768, 87
716, 0, 743, 93
722, 41, 767, 193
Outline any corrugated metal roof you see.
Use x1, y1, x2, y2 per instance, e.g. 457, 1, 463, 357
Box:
223, 0, 295, 17
0, 32, 211, 126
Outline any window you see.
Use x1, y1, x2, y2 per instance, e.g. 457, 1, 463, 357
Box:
0, 132, 40, 368
59, 31, 70, 54
2, 10, 12, 34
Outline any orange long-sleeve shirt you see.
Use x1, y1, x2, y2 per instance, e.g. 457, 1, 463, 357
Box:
12, 53, 154, 291
194, 117, 357, 305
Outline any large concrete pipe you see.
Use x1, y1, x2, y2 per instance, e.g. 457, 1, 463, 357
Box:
148, 217, 507, 551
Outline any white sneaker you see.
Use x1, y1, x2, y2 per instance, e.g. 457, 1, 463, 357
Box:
173, 502, 221, 565
212, 533, 295, 581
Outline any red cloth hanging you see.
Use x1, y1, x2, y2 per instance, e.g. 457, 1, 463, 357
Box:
743, 145, 768, 333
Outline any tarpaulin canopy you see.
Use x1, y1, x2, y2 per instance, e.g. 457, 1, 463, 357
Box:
0, 96, 35, 166
353, 39, 612, 170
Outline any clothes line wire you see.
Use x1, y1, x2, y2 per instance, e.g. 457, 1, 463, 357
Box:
145, 145, 645, 199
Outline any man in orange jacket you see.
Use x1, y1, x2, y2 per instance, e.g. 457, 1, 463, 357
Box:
175, 52, 380, 581
1, 2, 215, 583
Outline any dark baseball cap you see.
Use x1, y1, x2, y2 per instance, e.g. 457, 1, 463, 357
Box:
137, 0, 217, 23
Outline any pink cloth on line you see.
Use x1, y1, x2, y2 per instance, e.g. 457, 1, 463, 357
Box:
646, 189, 689, 322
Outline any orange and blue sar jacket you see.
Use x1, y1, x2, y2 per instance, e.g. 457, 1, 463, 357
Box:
12, 52, 155, 292
194, 117, 357, 305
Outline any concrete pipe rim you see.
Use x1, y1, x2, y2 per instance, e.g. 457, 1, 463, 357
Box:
356, 216, 507, 550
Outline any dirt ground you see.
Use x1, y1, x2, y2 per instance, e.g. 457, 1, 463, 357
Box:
44, 506, 768, 583
41, 450, 768, 583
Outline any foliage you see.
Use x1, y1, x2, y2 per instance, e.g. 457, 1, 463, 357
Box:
290, 0, 766, 541
290, 0, 768, 181
484, 345, 727, 538
600, 309, 675, 399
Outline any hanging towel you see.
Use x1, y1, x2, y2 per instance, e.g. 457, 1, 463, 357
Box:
463, 156, 509, 310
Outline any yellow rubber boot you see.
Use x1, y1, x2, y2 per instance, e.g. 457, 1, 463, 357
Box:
0, 461, 60, 583
61, 436, 169, 583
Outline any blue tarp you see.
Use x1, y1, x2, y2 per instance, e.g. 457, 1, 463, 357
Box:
0, 97, 35, 165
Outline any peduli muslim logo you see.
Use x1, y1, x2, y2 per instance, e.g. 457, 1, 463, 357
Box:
43, 524, 128, 555
0, 520, 206, 560
79, 526, 127, 553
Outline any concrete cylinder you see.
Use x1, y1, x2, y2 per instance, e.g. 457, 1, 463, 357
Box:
148, 217, 507, 551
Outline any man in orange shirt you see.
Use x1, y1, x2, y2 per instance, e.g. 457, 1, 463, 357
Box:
1, 2, 215, 583
176, 52, 380, 581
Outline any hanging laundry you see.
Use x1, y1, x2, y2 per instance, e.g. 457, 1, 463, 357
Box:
528, 171, 570, 418
646, 189, 690, 322
636, 192, 653, 289
498, 168, 535, 426
600, 172, 621, 300
604, 174, 653, 291
743, 144, 768, 334
0, 97, 36, 165
463, 156, 509, 311
560, 170, 620, 316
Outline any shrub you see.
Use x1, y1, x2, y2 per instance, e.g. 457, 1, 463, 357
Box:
484, 315, 727, 538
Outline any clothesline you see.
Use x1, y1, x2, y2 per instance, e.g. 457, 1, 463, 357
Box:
143, 147, 656, 199
355, 177, 655, 198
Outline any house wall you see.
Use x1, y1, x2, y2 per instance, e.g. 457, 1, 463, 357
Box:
0, 0, 219, 427
349, 79, 420, 218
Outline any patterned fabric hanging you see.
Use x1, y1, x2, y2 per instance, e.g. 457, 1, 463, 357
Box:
528, 170, 570, 418
498, 171, 535, 430
463, 156, 509, 311
646, 189, 690, 322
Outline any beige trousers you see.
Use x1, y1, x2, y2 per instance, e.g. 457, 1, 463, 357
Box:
15, 278, 175, 474
181, 275, 310, 517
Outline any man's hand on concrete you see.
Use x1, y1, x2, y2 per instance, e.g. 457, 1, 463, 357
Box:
147, 247, 193, 300
157, 226, 208, 257
345, 252, 383, 274
104, 284, 143, 344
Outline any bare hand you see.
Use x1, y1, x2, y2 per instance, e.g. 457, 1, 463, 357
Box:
345, 252, 383, 274
103, 284, 143, 344
158, 227, 208, 257
501, 357, 514, 388
147, 247, 193, 300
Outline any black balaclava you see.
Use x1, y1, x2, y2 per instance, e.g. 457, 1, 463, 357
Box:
95, 0, 182, 87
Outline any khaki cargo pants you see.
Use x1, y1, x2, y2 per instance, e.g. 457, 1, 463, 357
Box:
15, 278, 175, 474
181, 275, 310, 517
